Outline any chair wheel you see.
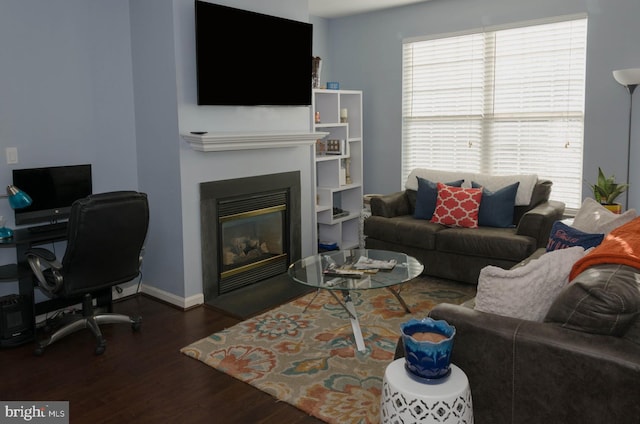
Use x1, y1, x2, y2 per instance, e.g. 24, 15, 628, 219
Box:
131, 317, 142, 332
95, 342, 106, 355
34, 347, 44, 356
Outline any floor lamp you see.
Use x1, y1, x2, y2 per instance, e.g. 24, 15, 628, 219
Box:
613, 68, 640, 210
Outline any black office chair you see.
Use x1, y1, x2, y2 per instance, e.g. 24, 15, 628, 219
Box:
26, 191, 149, 355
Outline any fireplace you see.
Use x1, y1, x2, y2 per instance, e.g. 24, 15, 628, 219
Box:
200, 172, 301, 303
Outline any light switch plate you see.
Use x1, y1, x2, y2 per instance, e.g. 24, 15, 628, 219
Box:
6, 147, 18, 164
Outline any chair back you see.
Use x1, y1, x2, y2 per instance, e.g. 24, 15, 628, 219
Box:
60, 191, 149, 297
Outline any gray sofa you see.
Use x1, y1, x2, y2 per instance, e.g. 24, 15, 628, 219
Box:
395, 257, 640, 424
364, 173, 565, 284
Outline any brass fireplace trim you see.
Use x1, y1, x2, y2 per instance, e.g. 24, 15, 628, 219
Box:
218, 204, 286, 223
220, 253, 288, 279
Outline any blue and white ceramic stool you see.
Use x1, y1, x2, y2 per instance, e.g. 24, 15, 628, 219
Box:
381, 359, 473, 424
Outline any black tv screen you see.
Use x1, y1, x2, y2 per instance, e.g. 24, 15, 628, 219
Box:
195, 1, 312, 106
12, 164, 93, 226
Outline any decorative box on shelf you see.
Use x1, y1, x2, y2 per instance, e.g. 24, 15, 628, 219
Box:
325, 139, 346, 155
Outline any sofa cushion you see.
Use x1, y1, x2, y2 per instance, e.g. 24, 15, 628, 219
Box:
431, 183, 483, 228
364, 215, 445, 250
572, 197, 637, 235
414, 177, 464, 220
472, 181, 519, 228
545, 264, 640, 338
471, 173, 537, 206
513, 180, 553, 224
545, 220, 604, 252
404, 168, 538, 206
406, 189, 418, 212
475, 246, 587, 321
436, 227, 536, 261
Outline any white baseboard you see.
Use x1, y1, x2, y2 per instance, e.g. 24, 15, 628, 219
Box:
113, 280, 205, 310
140, 284, 204, 310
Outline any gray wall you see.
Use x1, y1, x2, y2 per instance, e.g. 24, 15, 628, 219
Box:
129, 0, 184, 300
322, 0, 640, 210
0, 0, 316, 302
0, 1, 138, 298
1, 0, 638, 301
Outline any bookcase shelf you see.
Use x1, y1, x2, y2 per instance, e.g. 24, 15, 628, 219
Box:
311, 89, 363, 252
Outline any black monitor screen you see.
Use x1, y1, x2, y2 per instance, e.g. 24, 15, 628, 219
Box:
195, 1, 312, 106
12, 164, 92, 226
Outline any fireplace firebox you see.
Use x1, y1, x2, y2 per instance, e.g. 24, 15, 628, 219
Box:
200, 172, 301, 303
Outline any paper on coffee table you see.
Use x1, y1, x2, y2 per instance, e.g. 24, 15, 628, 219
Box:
353, 257, 397, 270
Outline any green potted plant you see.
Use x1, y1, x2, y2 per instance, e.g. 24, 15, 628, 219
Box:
589, 167, 629, 213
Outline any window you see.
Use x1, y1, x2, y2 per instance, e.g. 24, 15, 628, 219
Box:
402, 16, 587, 209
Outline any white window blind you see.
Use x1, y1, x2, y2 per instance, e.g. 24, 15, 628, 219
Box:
402, 17, 587, 209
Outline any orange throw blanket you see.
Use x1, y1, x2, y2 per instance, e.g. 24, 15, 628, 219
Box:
570, 216, 640, 281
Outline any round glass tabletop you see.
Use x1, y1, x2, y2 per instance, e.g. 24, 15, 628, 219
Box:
288, 249, 424, 291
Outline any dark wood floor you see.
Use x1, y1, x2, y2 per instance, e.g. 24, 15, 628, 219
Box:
0, 294, 325, 424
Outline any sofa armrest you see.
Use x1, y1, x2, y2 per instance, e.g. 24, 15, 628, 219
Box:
369, 191, 411, 218
420, 303, 640, 424
516, 200, 565, 248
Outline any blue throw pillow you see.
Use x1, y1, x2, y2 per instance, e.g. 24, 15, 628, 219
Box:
414, 177, 464, 220
471, 181, 520, 228
546, 220, 604, 252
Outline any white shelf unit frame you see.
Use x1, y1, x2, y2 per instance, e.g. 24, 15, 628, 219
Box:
311, 89, 363, 252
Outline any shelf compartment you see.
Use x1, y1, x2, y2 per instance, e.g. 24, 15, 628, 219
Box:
315, 204, 332, 213
0, 263, 18, 282
317, 210, 360, 225
339, 93, 362, 139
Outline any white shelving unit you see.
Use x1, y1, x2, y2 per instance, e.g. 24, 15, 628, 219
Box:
311, 89, 363, 253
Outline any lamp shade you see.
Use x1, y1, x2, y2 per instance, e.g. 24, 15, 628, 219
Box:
6, 185, 32, 209
613, 68, 640, 87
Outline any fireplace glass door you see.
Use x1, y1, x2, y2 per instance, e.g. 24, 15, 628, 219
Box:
220, 205, 286, 274
217, 192, 290, 294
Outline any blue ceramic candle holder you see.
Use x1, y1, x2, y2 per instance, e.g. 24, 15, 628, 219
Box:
400, 318, 456, 380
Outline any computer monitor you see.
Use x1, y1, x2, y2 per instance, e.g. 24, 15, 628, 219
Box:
12, 164, 92, 228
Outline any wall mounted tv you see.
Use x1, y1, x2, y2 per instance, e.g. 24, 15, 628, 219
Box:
195, 1, 312, 106
12, 164, 92, 227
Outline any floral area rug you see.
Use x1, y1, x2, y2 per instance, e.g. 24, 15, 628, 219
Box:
180, 277, 476, 424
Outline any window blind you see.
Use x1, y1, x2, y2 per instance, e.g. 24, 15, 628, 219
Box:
402, 17, 587, 209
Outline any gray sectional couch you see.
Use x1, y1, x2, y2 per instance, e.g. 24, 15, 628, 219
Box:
364, 170, 566, 284
395, 257, 640, 424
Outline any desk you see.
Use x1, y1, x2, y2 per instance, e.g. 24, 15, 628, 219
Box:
0, 225, 68, 343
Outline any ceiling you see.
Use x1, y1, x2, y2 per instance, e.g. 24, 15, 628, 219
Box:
308, 0, 430, 18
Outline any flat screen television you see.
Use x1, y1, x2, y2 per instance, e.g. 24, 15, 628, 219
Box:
195, 1, 312, 106
12, 164, 92, 227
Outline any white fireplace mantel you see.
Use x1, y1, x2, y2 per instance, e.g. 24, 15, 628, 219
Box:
181, 131, 329, 152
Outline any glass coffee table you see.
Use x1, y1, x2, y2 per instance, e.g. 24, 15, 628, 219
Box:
288, 249, 424, 352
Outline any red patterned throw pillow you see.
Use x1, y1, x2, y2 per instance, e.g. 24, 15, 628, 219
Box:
431, 183, 483, 228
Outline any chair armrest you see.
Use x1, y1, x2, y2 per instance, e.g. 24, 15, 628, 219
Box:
516, 200, 565, 248
25, 247, 63, 295
424, 303, 640, 424
25, 247, 58, 264
370, 191, 411, 218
